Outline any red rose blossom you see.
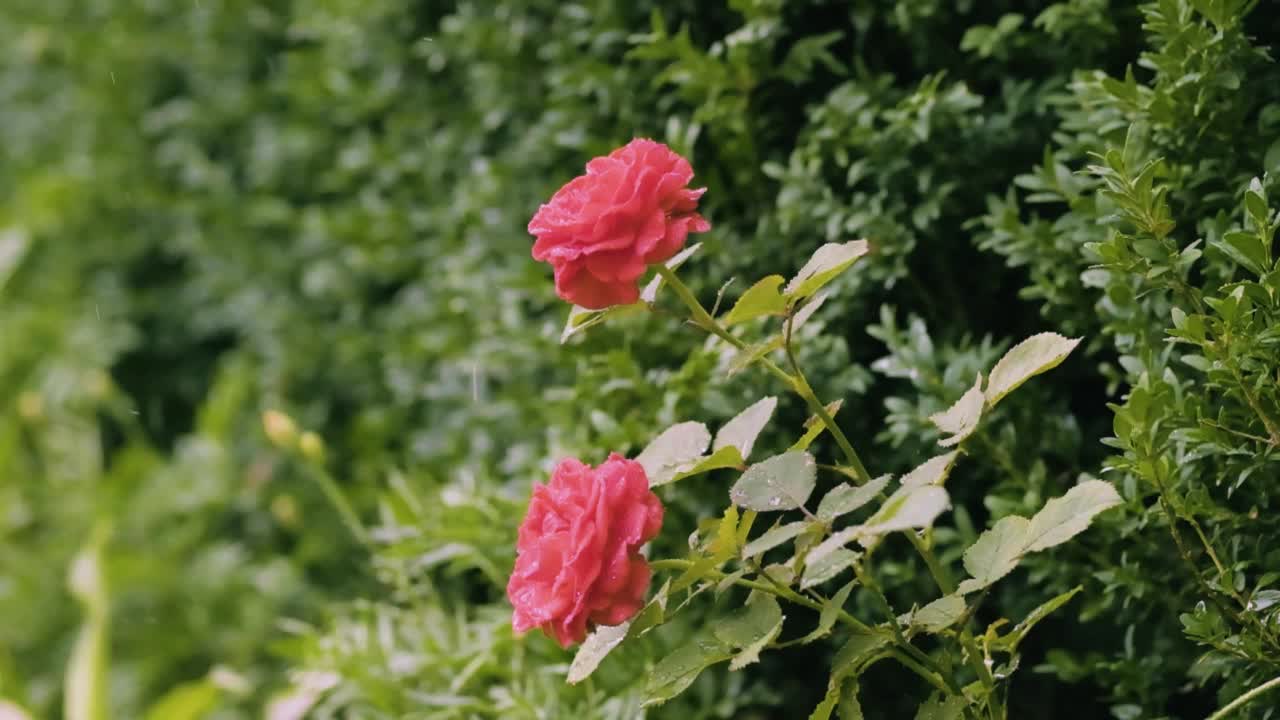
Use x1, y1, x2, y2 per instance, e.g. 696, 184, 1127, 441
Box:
507, 453, 664, 647
528, 138, 711, 309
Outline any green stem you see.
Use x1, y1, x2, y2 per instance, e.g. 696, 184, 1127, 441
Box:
960, 625, 996, 693
657, 266, 800, 386
907, 533, 956, 595
659, 267, 868, 480
651, 559, 812, 607
303, 461, 368, 545
891, 650, 955, 698
782, 313, 873, 484
854, 562, 961, 696
1206, 676, 1280, 720
651, 557, 880, 635
656, 265, 982, 699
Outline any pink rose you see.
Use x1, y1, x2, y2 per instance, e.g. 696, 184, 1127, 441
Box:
528, 138, 712, 309
507, 453, 664, 647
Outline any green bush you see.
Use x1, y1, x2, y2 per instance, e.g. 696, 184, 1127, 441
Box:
1, 0, 1278, 718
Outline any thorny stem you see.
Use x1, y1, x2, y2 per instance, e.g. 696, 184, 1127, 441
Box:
1206, 676, 1280, 720
649, 558, 876, 632
854, 561, 961, 696
747, 554, 846, 622
650, 559, 803, 606
657, 268, 991, 703
783, 288, 997, 709
655, 266, 798, 389
891, 650, 955, 698
783, 313, 873, 483
786, 299, 994, 701
661, 267, 957, 594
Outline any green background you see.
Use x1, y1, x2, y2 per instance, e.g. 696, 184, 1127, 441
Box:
2, 1, 1278, 718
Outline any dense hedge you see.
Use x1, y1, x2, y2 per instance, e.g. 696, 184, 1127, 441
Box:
1, 1, 1278, 718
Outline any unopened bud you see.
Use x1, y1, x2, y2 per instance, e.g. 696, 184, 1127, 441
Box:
262, 409, 298, 449
298, 431, 325, 463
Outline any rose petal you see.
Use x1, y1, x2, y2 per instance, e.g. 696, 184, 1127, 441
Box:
507, 453, 665, 647
528, 139, 710, 310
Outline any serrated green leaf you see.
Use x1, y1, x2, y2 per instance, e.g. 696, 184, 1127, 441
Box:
810, 676, 864, 720
668, 445, 744, 484
901, 595, 966, 634
638, 421, 712, 487
722, 275, 788, 325
742, 521, 810, 559
719, 595, 785, 671
808, 528, 859, 564
838, 680, 865, 720
857, 486, 950, 543
984, 333, 1082, 407
790, 400, 843, 451
728, 336, 785, 377
801, 580, 857, 644
627, 580, 670, 638
715, 505, 740, 562
786, 240, 870, 299
809, 680, 841, 720
791, 291, 830, 330
730, 451, 818, 512
670, 554, 720, 593
643, 629, 732, 707
831, 632, 891, 677
959, 515, 1031, 594
567, 622, 631, 684
817, 475, 891, 521
1023, 480, 1123, 553
736, 510, 758, 547
715, 569, 748, 596
930, 374, 984, 447
801, 547, 860, 589
715, 594, 784, 649
762, 563, 796, 587
901, 452, 960, 489
915, 694, 965, 720
729, 618, 784, 671
995, 586, 1082, 653
714, 396, 778, 460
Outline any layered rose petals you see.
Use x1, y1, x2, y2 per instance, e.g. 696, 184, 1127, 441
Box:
507, 453, 664, 647
529, 139, 711, 309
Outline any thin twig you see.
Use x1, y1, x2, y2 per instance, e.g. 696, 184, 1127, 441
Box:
1206, 676, 1280, 720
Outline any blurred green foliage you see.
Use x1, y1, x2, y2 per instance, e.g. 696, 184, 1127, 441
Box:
1, 0, 1278, 718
